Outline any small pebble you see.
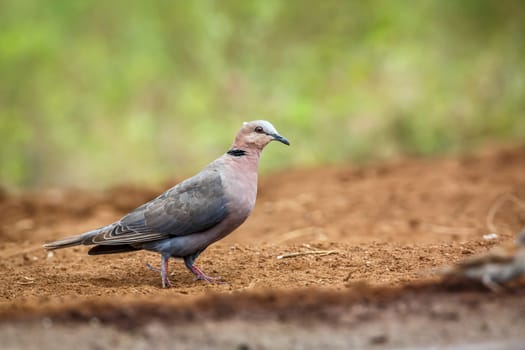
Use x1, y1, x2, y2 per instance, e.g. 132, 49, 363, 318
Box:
483, 233, 498, 241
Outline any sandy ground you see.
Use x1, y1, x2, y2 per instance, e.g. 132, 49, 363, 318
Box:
1, 145, 525, 349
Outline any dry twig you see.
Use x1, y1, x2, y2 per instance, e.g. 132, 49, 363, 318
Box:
16, 276, 35, 285
277, 250, 338, 259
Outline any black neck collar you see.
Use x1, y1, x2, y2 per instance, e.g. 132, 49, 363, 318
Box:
227, 149, 247, 157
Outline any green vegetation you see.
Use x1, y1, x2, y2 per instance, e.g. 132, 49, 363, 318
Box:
1, 1, 525, 188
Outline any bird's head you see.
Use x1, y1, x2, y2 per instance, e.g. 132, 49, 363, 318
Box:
233, 120, 290, 151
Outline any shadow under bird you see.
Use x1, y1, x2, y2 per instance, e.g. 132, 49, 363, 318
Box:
44, 120, 289, 287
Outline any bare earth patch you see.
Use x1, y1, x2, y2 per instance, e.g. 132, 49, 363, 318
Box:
1, 145, 525, 349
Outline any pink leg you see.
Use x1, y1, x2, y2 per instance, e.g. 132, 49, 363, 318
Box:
147, 257, 172, 288
189, 265, 223, 283
161, 257, 173, 288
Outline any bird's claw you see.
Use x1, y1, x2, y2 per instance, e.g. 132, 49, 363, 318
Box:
162, 278, 173, 288
194, 274, 224, 283
191, 265, 225, 284
147, 262, 173, 288
149, 262, 224, 286
146, 263, 161, 273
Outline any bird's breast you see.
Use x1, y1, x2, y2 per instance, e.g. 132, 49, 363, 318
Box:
223, 172, 258, 223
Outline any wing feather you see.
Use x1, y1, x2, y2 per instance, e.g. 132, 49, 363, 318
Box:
88, 169, 228, 245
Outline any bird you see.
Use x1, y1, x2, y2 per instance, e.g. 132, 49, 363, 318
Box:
440, 230, 525, 292
44, 120, 290, 288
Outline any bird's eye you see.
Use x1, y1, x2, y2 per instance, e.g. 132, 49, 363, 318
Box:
254, 126, 264, 133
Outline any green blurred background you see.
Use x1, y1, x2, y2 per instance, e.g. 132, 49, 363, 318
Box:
1, 0, 525, 189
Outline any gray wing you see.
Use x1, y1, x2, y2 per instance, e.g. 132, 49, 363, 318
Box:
89, 169, 228, 245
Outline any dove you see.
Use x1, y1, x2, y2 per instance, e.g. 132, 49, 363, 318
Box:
44, 120, 289, 287
440, 230, 525, 292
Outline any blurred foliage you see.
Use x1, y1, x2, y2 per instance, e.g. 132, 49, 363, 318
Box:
1, 0, 525, 188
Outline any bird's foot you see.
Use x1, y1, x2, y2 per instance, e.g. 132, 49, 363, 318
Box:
190, 265, 224, 283
147, 262, 173, 288
162, 276, 173, 288
146, 263, 161, 273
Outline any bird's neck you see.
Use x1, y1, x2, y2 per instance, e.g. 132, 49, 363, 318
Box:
225, 147, 261, 171
226, 149, 248, 157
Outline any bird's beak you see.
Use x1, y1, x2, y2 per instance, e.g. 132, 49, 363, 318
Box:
271, 133, 290, 146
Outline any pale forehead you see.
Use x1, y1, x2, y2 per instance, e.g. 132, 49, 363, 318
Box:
243, 120, 277, 133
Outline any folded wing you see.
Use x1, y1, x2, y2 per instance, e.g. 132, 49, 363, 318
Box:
87, 170, 228, 246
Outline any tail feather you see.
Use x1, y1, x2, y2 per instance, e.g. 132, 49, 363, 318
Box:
43, 235, 85, 250
43, 225, 113, 250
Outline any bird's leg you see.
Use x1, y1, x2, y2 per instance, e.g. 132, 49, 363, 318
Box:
183, 256, 222, 283
147, 256, 173, 288
160, 256, 173, 288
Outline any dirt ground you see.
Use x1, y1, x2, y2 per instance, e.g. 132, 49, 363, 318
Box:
1, 145, 525, 349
